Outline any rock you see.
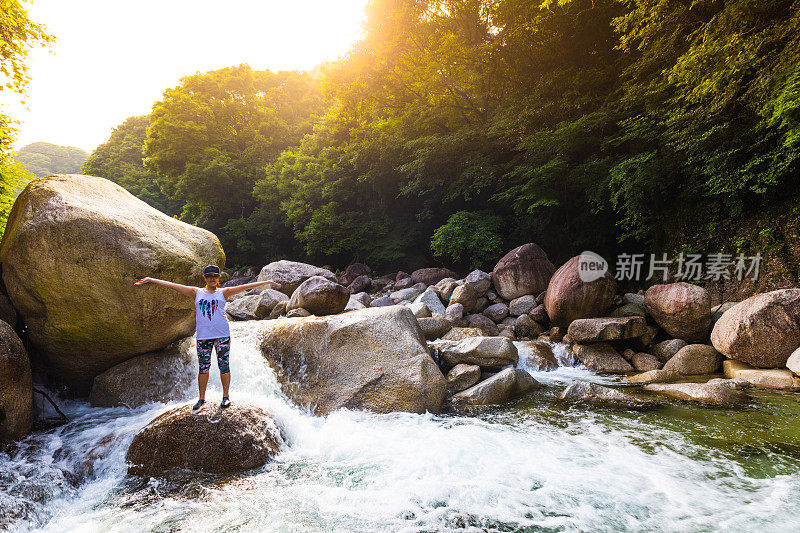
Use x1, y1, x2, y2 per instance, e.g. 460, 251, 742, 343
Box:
446, 364, 482, 394
340, 263, 371, 286
643, 383, 748, 407
652, 339, 687, 363
498, 327, 516, 340
257, 289, 290, 316
258, 260, 336, 296
89, 337, 194, 407
559, 381, 654, 408
409, 300, 432, 318
414, 287, 447, 315
483, 302, 509, 323
260, 306, 446, 414
411, 282, 427, 293
723, 360, 800, 390
0, 291, 17, 329
370, 278, 392, 292
390, 287, 422, 303
622, 348, 636, 362
486, 289, 498, 301
435, 336, 519, 369
517, 340, 559, 371
711, 289, 800, 368
0, 320, 32, 441
347, 275, 371, 294
622, 293, 645, 306
544, 255, 616, 327
394, 277, 415, 290
662, 344, 722, 375
441, 327, 485, 341
468, 314, 500, 336
436, 279, 460, 301
350, 292, 372, 307
566, 316, 647, 343
473, 296, 490, 314
547, 326, 566, 342
513, 314, 544, 339
221, 266, 257, 287
451, 368, 542, 406
0, 174, 224, 393
787, 347, 800, 375
126, 403, 283, 476
464, 270, 491, 297
286, 276, 349, 316
269, 300, 288, 319
396, 271, 411, 281
631, 352, 663, 372
508, 295, 537, 316
610, 302, 647, 318
344, 297, 366, 312
638, 326, 659, 348
624, 369, 684, 385
449, 284, 478, 313
417, 317, 452, 340
706, 377, 751, 390
445, 303, 464, 322
286, 308, 311, 318
711, 301, 737, 327
491, 243, 556, 301
370, 296, 395, 307
572, 343, 633, 373
225, 294, 263, 320
644, 282, 711, 342
411, 268, 458, 286
529, 304, 548, 324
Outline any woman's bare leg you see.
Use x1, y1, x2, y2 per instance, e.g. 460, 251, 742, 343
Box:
198, 373, 209, 400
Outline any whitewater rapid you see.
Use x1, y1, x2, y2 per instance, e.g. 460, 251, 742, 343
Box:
2, 320, 800, 532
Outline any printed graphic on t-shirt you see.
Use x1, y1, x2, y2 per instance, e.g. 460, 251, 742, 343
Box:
198, 298, 218, 320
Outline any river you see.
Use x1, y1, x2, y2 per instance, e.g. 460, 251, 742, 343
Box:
2, 320, 800, 532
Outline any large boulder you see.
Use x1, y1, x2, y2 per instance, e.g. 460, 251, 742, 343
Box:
544, 256, 616, 327
451, 368, 542, 406
464, 270, 491, 297
416, 317, 452, 340
572, 342, 633, 373
411, 267, 458, 286
260, 306, 446, 415
566, 316, 647, 343
286, 276, 349, 316
723, 360, 800, 390
339, 263, 371, 286
661, 344, 722, 375
257, 260, 336, 296
644, 283, 711, 342
226, 289, 288, 320
652, 339, 687, 363
449, 284, 478, 313
0, 175, 224, 393
0, 320, 32, 441
0, 290, 17, 329
516, 340, 559, 371
435, 336, 519, 369
711, 289, 800, 368
559, 381, 655, 409
643, 383, 748, 407
89, 337, 195, 407
491, 243, 556, 301
445, 363, 482, 394
126, 403, 283, 476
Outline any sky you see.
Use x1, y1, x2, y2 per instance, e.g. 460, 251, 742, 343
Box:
6, 0, 369, 153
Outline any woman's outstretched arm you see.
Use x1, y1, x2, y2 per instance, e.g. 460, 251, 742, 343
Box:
134, 277, 198, 297
222, 280, 280, 299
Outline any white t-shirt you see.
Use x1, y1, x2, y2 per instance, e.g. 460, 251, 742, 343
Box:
195, 288, 230, 340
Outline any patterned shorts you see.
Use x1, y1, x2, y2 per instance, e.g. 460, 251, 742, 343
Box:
196, 336, 231, 374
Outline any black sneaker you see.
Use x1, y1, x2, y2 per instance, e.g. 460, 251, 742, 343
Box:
192, 399, 205, 410
221, 397, 231, 408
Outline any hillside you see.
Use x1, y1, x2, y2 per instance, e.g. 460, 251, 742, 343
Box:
17, 142, 88, 177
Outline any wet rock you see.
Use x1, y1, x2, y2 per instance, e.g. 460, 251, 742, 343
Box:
566, 316, 647, 343
468, 314, 500, 336
126, 403, 284, 475
631, 352, 663, 372
436, 336, 519, 369
706, 377, 751, 390
643, 383, 748, 407
464, 270, 491, 297
723, 360, 800, 390
483, 302, 509, 323
258, 260, 336, 296
711, 289, 800, 368
340, 263, 371, 286
517, 340, 559, 371
0, 174, 224, 393
559, 381, 655, 408
652, 339, 687, 363
286, 276, 349, 316
411, 268, 458, 287
547, 326, 566, 342
260, 306, 446, 414
572, 343, 633, 373
89, 337, 195, 408
544, 256, 616, 327
417, 317, 452, 340
644, 282, 711, 343
451, 368, 542, 406
446, 364, 481, 393
441, 327, 485, 341
662, 344, 722, 375
0, 319, 32, 442
491, 243, 556, 301
450, 284, 478, 313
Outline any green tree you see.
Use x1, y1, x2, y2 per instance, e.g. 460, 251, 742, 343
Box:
17, 142, 88, 176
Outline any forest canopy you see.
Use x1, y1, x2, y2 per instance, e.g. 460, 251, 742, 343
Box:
83, 0, 800, 272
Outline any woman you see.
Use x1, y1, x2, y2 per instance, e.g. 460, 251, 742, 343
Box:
134, 265, 279, 409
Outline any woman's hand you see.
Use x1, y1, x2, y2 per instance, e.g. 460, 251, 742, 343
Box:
134, 277, 151, 285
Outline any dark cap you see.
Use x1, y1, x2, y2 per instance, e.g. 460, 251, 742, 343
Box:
203, 265, 221, 276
